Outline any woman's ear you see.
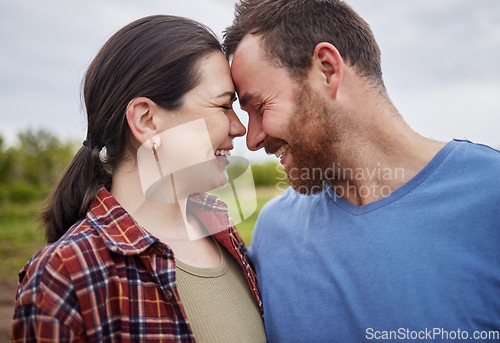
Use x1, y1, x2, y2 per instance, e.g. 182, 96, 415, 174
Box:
311, 42, 344, 99
126, 97, 157, 148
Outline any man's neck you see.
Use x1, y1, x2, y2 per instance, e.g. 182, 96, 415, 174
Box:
326, 113, 445, 206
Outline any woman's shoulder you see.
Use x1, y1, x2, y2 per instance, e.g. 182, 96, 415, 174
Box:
13, 219, 101, 333
19, 218, 103, 287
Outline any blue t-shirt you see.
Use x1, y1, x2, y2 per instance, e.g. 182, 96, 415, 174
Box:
249, 140, 500, 342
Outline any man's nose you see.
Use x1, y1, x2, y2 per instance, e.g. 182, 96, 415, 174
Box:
246, 115, 267, 151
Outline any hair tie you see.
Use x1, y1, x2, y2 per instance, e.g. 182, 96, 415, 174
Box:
83, 140, 102, 150
83, 140, 108, 164
82, 140, 93, 149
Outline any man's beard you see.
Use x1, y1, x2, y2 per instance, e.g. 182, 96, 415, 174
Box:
284, 84, 340, 195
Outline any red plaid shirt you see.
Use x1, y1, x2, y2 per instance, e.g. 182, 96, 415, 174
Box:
11, 187, 262, 342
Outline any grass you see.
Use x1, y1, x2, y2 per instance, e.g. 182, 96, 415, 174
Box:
0, 201, 46, 280
0, 187, 283, 280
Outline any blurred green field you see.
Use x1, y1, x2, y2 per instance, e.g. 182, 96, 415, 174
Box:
232, 186, 283, 245
0, 186, 283, 280
0, 201, 46, 280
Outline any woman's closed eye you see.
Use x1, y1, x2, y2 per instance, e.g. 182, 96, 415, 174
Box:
220, 97, 237, 111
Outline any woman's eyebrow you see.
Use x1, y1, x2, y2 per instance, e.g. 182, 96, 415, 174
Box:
216, 91, 236, 102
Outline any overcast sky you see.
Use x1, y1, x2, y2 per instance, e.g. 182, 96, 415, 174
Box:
1, 0, 499, 161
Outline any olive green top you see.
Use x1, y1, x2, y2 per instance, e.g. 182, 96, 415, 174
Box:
176, 240, 266, 343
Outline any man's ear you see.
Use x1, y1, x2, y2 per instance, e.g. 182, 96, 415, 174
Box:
126, 97, 157, 148
310, 42, 343, 99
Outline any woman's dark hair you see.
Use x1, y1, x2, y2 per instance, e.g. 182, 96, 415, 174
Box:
224, 0, 383, 86
41, 15, 221, 243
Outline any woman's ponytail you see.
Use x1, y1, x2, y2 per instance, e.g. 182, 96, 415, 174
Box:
40, 144, 111, 243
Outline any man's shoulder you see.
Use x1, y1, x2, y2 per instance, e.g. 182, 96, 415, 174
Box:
447, 140, 500, 180
453, 139, 500, 162
260, 186, 314, 209
257, 186, 328, 226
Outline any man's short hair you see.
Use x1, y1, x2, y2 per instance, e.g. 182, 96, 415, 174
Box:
224, 0, 384, 86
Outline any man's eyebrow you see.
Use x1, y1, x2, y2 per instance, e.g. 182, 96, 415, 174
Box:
238, 93, 258, 108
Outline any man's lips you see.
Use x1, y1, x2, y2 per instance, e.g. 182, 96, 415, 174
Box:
274, 144, 290, 158
264, 138, 289, 156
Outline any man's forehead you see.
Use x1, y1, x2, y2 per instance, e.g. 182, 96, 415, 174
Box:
234, 33, 263, 58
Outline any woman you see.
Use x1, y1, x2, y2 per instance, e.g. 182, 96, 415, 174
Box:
11, 15, 265, 342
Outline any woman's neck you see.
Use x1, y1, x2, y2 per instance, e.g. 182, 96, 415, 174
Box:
110, 158, 221, 268
110, 160, 187, 237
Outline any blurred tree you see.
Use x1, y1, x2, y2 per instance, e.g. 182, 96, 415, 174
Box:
16, 129, 75, 186
0, 135, 16, 184
0, 129, 76, 202
0, 129, 292, 201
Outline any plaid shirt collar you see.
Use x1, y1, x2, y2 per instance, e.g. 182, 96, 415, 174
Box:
87, 187, 231, 256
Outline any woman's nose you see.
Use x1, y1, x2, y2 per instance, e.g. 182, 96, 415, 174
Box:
228, 110, 246, 138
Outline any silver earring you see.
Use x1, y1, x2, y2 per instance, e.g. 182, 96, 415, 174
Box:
99, 146, 108, 164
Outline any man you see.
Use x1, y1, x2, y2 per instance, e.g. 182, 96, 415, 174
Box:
224, 0, 500, 342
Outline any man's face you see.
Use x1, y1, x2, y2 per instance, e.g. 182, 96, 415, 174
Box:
231, 34, 296, 165
231, 34, 338, 194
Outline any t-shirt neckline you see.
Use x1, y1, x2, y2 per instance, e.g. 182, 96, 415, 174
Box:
325, 140, 459, 215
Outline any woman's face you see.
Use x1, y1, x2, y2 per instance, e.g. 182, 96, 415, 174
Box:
170, 51, 246, 159
141, 51, 246, 201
